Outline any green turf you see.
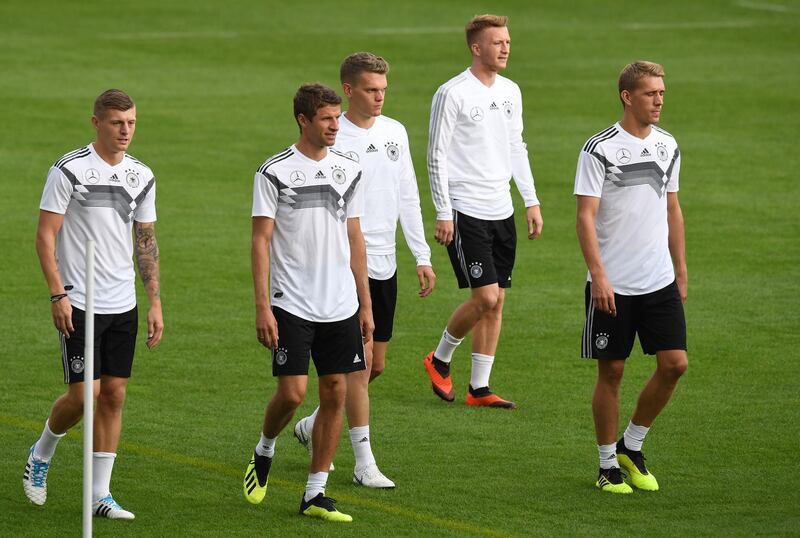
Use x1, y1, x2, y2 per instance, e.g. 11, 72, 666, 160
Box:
1, 0, 798, 536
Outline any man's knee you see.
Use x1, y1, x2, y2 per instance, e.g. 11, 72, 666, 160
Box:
319, 375, 346, 406
658, 351, 688, 381
597, 360, 626, 389
97, 379, 127, 412
472, 286, 501, 313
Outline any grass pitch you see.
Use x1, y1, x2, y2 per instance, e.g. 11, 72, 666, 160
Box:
1, 0, 798, 536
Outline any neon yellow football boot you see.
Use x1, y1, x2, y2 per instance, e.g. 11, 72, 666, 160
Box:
243, 452, 271, 504
617, 439, 659, 491
300, 493, 353, 522
596, 467, 633, 494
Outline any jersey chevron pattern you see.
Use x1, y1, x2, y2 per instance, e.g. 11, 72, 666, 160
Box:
39, 144, 157, 313
252, 145, 364, 322
574, 123, 681, 295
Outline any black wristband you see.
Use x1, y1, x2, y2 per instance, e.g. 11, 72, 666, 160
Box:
50, 293, 68, 303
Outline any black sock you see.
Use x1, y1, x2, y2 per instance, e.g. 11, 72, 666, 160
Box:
432, 356, 450, 377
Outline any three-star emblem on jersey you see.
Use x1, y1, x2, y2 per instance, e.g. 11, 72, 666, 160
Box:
84, 168, 100, 184
125, 169, 140, 188
290, 170, 306, 186
469, 262, 483, 279
656, 142, 669, 162
274, 347, 288, 366
331, 165, 346, 184
503, 100, 514, 118
616, 148, 631, 164
595, 333, 610, 350
385, 142, 399, 161
470, 106, 484, 122
70, 356, 85, 373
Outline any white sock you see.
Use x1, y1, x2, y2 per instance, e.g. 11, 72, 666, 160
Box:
92, 452, 116, 500
33, 420, 66, 461
434, 329, 463, 363
305, 407, 320, 437
255, 432, 276, 458
623, 421, 650, 452
598, 443, 619, 469
350, 425, 376, 471
304, 471, 328, 502
470, 353, 494, 389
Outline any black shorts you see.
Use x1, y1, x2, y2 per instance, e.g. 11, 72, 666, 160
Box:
581, 281, 687, 359
447, 211, 516, 289
369, 273, 397, 342
271, 307, 366, 376
60, 306, 138, 384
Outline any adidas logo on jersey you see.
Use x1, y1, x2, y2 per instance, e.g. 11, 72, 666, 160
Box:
366, 144, 378, 153
109, 173, 120, 182
640, 148, 651, 157
489, 101, 498, 110
315, 170, 326, 179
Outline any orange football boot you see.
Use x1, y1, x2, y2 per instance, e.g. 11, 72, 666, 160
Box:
424, 352, 455, 402
465, 385, 516, 409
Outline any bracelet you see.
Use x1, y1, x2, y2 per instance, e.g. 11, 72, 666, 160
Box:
50, 293, 68, 303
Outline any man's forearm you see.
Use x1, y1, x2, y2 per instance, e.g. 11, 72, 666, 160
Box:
134, 222, 161, 303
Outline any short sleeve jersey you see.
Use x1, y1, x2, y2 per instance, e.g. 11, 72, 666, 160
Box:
39, 144, 157, 314
428, 68, 538, 221
334, 114, 431, 280
252, 145, 364, 322
574, 123, 681, 295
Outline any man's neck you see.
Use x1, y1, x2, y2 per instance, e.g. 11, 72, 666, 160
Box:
295, 138, 328, 161
469, 63, 497, 87
619, 114, 653, 140
344, 109, 376, 130
92, 142, 124, 166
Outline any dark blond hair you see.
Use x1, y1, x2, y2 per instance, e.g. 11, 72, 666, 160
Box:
93, 89, 134, 118
293, 83, 341, 130
340, 52, 389, 84
618, 61, 665, 106
465, 14, 508, 47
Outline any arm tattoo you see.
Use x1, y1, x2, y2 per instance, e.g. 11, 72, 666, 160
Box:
135, 222, 161, 298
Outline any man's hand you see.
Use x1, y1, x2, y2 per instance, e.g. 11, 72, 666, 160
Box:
146, 302, 164, 349
359, 306, 374, 344
255, 305, 279, 349
526, 205, 543, 240
434, 219, 454, 246
676, 271, 688, 304
591, 274, 617, 317
417, 265, 436, 297
51, 297, 74, 337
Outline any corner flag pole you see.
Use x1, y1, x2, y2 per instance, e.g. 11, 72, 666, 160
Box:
83, 240, 95, 538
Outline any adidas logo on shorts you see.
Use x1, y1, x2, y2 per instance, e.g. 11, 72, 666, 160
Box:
353, 354, 361, 363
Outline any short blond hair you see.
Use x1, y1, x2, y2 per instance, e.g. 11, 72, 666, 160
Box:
465, 14, 508, 47
340, 52, 389, 84
618, 61, 665, 105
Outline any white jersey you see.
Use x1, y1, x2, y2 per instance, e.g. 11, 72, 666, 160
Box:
252, 145, 364, 322
574, 122, 681, 295
39, 144, 157, 314
334, 114, 431, 280
428, 68, 539, 221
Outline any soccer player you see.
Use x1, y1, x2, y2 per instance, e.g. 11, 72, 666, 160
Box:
425, 14, 543, 409
24, 89, 163, 519
244, 83, 371, 522
574, 61, 688, 494
293, 52, 435, 489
